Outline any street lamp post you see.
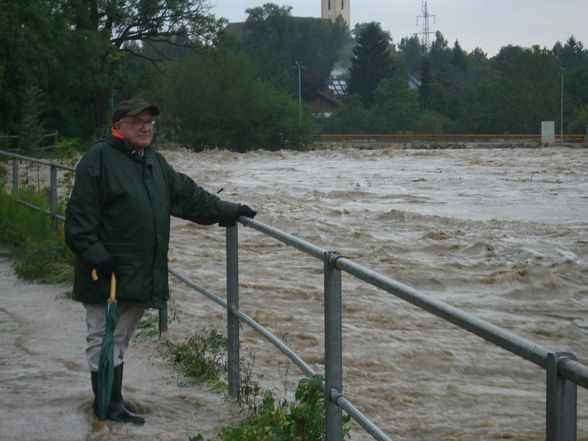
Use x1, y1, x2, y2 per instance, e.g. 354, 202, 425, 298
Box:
560, 67, 566, 142
295, 61, 302, 127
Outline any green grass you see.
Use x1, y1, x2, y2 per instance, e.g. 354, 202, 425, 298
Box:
158, 326, 228, 385
0, 183, 73, 284
192, 375, 350, 441
161, 327, 351, 441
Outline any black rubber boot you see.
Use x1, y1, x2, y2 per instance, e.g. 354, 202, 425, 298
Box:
109, 365, 145, 424
117, 363, 138, 414
91, 371, 99, 416
90, 369, 145, 424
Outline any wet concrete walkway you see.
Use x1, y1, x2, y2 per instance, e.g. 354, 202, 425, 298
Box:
0, 247, 233, 441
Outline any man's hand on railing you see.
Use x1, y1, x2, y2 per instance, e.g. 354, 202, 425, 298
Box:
237, 204, 257, 220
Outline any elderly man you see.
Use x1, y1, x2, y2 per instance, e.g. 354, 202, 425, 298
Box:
65, 98, 256, 424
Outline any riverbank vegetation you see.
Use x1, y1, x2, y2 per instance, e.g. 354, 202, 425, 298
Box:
1, 2, 586, 153
0, 185, 73, 284
158, 326, 350, 441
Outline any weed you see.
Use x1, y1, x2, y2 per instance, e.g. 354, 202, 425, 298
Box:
216, 375, 351, 441
157, 326, 228, 385
134, 309, 161, 339
0, 185, 73, 283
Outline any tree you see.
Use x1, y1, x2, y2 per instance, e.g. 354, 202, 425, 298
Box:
325, 94, 372, 133
1, 0, 228, 138
430, 31, 451, 68
370, 75, 419, 132
470, 47, 488, 66
347, 22, 395, 106
460, 47, 560, 133
554, 36, 586, 70
149, 49, 307, 151
419, 59, 433, 110
399, 35, 425, 73
53, 0, 225, 131
563, 64, 588, 131
240, 4, 351, 101
0, 1, 58, 137
451, 40, 468, 71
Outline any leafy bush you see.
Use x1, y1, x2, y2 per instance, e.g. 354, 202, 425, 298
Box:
160, 327, 351, 441
149, 50, 310, 152
0, 185, 73, 283
215, 376, 350, 441
158, 326, 228, 385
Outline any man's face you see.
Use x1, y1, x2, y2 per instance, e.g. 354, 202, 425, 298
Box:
114, 110, 156, 149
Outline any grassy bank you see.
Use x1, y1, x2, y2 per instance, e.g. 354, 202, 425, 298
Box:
158, 327, 350, 441
0, 182, 73, 284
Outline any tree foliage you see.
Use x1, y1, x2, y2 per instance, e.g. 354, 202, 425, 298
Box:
347, 22, 395, 106
328, 28, 588, 135
149, 49, 307, 151
239, 3, 351, 100
1, 0, 225, 138
2, 2, 588, 146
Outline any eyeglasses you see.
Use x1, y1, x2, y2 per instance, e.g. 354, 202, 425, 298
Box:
122, 118, 156, 129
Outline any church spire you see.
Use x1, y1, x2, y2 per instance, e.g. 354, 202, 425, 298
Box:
321, 0, 350, 27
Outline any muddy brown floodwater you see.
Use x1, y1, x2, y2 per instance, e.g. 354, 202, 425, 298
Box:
1, 145, 587, 440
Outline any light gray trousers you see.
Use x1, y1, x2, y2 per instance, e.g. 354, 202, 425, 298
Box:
84, 303, 145, 372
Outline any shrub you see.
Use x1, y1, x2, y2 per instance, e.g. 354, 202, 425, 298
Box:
0, 185, 73, 283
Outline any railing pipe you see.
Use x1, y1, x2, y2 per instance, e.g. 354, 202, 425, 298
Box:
168, 267, 317, 378
169, 267, 227, 308
334, 256, 551, 368
240, 217, 325, 259
330, 390, 394, 441
546, 352, 577, 441
50, 164, 58, 232
231, 304, 317, 378
226, 225, 240, 398
559, 357, 588, 389
324, 251, 343, 441
11, 157, 19, 196
0, 151, 74, 171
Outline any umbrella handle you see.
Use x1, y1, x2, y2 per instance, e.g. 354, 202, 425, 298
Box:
108, 274, 116, 302
91, 269, 117, 302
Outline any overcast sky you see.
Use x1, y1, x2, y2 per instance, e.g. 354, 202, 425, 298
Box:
210, 0, 587, 56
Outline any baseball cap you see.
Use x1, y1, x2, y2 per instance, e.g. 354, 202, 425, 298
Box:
112, 98, 160, 123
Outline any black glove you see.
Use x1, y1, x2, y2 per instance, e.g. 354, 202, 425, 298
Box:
95, 256, 117, 280
237, 204, 257, 220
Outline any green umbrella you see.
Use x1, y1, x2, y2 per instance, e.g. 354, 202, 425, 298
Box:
92, 271, 119, 431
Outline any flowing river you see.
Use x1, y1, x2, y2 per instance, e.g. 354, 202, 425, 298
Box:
164, 145, 588, 440
1, 145, 587, 440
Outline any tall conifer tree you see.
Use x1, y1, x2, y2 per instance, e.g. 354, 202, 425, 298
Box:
347, 22, 394, 106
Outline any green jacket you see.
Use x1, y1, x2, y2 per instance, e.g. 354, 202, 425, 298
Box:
65, 133, 240, 309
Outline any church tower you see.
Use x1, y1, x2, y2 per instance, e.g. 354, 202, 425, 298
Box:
322, 0, 350, 27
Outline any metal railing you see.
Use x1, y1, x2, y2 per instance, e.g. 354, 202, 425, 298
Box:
212, 217, 587, 441
314, 133, 586, 143
2, 149, 587, 441
0, 131, 60, 150
0, 150, 74, 231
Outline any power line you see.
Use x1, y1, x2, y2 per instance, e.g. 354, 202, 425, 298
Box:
416, 0, 436, 50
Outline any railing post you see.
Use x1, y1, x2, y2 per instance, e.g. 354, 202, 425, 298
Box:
158, 303, 168, 334
546, 352, 577, 441
50, 164, 58, 232
324, 251, 343, 441
226, 225, 240, 399
12, 156, 19, 196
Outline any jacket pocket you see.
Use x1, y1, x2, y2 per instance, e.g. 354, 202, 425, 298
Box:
105, 242, 153, 302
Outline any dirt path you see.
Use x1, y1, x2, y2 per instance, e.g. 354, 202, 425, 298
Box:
0, 247, 233, 441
